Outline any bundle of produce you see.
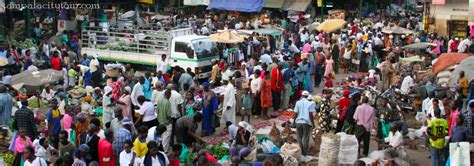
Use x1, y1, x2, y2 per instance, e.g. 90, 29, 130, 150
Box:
207, 143, 229, 160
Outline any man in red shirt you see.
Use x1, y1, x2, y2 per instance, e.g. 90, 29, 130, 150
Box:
336, 90, 352, 133
98, 130, 115, 166
271, 63, 283, 111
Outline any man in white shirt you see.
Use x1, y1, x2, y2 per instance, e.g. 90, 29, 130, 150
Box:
221, 78, 236, 124
119, 140, 141, 166
424, 97, 445, 121
201, 25, 209, 35
400, 73, 415, 94
131, 77, 145, 107
166, 84, 184, 119
225, 121, 239, 142
156, 54, 167, 74
260, 50, 273, 65
458, 36, 472, 53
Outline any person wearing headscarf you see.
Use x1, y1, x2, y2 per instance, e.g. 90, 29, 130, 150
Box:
81, 95, 94, 115
229, 121, 253, 160
117, 86, 132, 119
102, 86, 114, 128
201, 82, 218, 136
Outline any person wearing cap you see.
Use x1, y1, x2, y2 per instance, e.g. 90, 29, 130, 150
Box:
201, 82, 218, 136
117, 86, 132, 119
293, 90, 315, 162
114, 118, 133, 160
336, 90, 351, 133
222, 77, 237, 124
72, 144, 89, 166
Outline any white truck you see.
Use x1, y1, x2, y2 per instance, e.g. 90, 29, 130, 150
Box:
81, 25, 219, 79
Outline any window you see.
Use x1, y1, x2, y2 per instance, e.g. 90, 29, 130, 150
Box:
174, 42, 188, 53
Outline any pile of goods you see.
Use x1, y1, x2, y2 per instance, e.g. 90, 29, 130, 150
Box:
0, 153, 15, 166
11, 39, 37, 50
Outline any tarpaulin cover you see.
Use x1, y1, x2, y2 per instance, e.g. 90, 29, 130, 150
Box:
282, 0, 312, 12
264, 0, 284, 8
432, 53, 469, 73
449, 56, 474, 86
207, 0, 264, 12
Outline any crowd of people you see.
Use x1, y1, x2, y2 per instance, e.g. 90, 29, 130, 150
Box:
1, 3, 474, 166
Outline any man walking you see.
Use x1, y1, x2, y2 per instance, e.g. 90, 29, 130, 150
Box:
293, 91, 315, 162
428, 108, 448, 166
353, 96, 375, 157
271, 63, 283, 111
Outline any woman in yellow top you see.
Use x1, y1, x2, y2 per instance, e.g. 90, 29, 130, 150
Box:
459, 71, 469, 97
133, 126, 149, 158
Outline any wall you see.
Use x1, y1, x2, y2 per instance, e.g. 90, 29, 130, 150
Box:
470, 0, 474, 25
429, 0, 469, 36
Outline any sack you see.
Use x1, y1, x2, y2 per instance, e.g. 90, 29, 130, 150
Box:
338, 133, 359, 164
449, 142, 471, 166
280, 143, 302, 160
282, 155, 299, 166
319, 133, 340, 166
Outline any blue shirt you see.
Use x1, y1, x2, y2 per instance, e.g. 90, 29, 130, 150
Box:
282, 68, 295, 84
46, 109, 61, 135
451, 125, 469, 142
294, 98, 316, 126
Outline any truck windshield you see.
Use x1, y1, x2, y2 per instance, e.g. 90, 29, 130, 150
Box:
192, 39, 217, 59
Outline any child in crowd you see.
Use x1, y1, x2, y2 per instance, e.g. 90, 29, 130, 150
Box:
241, 87, 252, 122
134, 126, 149, 158
450, 114, 469, 142
119, 140, 141, 166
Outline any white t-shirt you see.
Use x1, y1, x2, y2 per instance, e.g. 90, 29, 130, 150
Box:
250, 77, 262, 94
170, 90, 184, 118
156, 60, 167, 74
458, 39, 472, 53
139, 101, 157, 122
140, 152, 169, 166
24, 157, 47, 166
89, 59, 100, 73
119, 151, 141, 166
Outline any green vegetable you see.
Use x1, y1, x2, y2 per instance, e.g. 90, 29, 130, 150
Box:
207, 143, 229, 160
0, 152, 15, 166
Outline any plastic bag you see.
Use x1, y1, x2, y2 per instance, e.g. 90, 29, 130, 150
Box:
337, 133, 359, 164
280, 143, 301, 160
260, 140, 277, 153
179, 144, 189, 162
449, 142, 470, 166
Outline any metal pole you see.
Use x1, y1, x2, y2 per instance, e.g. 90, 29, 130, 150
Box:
24, 0, 31, 38
321, 0, 324, 20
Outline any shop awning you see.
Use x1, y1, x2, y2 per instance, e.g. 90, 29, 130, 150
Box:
282, 0, 312, 12
264, 0, 284, 8
183, 0, 210, 6
207, 0, 264, 12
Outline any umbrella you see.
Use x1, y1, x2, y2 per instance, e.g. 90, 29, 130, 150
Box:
151, 14, 170, 20
317, 19, 347, 33
381, 26, 414, 34
432, 53, 469, 73
400, 56, 424, 63
209, 31, 246, 44
11, 69, 64, 87
449, 56, 474, 86
0, 57, 7, 66
402, 42, 436, 49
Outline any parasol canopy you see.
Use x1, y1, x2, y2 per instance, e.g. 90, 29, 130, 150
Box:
209, 31, 246, 44
399, 55, 424, 63
11, 69, 64, 87
402, 42, 436, 49
448, 56, 474, 86
0, 57, 8, 66
381, 26, 414, 34
317, 19, 347, 33
432, 53, 469, 73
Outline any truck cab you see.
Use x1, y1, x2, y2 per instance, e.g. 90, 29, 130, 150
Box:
170, 35, 218, 79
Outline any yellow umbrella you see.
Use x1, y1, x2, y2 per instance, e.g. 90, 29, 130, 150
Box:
317, 19, 347, 33
209, 31, 246, 44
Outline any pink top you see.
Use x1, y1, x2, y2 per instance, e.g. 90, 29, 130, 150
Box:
119, 94, 132, 119
14, 136, 34, 154
302, 43, 311, 53
353, 103, 376, 131
448, 109, 460, 137
62, 114, 73, 130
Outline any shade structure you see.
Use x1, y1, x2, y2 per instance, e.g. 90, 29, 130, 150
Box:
11, 69, 64, 87
207, 0, 264, 12
381, 27, 414, 34
432, 53, 469, 73
281, 0, 311, 12
209, 31, 246, 44
449, 56, 474, 86
402, 42, 437, 49
317, 19, 347, 33
264, 0, 284, 8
